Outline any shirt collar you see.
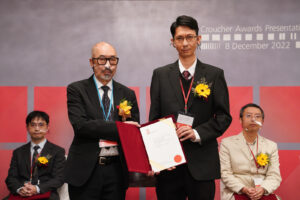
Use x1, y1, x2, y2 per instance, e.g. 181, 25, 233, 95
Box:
178, 59, 197, 78
94, 75, 113, 90
31, 138, 47, 150
242, 133, 258, 146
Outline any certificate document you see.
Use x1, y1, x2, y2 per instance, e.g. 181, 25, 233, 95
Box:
139, 117, 186, 172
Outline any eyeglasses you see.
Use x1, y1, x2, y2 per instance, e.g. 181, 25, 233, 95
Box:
92, 56, 119, 65
29, 122, 47, 128
244, 114, 262, 120
174, 35, 198, 43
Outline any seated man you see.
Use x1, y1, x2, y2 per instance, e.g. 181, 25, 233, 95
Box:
219, 103, 282, 200
5, 111, 66, 200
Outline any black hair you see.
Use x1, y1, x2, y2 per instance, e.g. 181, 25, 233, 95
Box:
26, 111, 49, 125
239, 103, 265, 119
170, 15, 199, 38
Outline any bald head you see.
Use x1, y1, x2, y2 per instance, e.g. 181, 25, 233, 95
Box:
91, 42, 117, 58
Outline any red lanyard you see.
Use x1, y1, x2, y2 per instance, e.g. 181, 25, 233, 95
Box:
179, 77, 194, 114
247, 136, 259, 173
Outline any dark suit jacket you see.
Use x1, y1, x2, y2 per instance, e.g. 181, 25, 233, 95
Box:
5, 141, 66, 200
149, 60, 232, 181
64, 75, 140, 187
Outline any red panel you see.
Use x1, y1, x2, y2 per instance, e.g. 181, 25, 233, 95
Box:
34, 87, 73, 153
0, 87, 27, 143
260, 87, 300, 142
215, 179, 220, 200
146, 187, 157, 200
0, 150, 13, 199
129, 87, 140, 109
126, 187, 139, 200
218, 87, 253, 143
276, 150, 300, 200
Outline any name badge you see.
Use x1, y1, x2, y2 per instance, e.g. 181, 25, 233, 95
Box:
253, 177, 263, 187
176, 112, 194, 128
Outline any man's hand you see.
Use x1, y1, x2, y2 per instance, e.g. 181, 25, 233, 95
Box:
23, 182, 38, 196
241, 187, 256, 199
176, 126, 195, 141
147, 171, 157, 176
124, 121, 140, 127
18, 187, 30, 197
147, 166, 176, 177
250, 186, 265, 200
166, 166, 176, 171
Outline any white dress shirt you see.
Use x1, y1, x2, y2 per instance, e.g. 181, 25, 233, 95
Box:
178, 59, 197, 80
94, 76, 119, 156
30, 139, 47, 193
178, 59, 201, 143
30, 139, 47, 160
94, 76, 114, 106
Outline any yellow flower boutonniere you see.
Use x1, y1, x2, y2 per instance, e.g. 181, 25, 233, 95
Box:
36, 154, 52, 168
117, 98, 132, 121
256, 153, 270, 168
192, 77, 212, 100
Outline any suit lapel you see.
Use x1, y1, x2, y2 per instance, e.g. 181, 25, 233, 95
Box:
24, 143, 31, 176
187, 60, 206, 110
40, 141, 51, 157
38, 141, 52, 175
257, 135, 264, 154
113, 80, 122, 121
87, 76, 104, 119
168, 62, 184, 107
236, 133, 253, 161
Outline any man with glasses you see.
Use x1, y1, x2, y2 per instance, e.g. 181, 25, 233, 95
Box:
5, 111, 65, 200
219, 103, 281, 200
149, 15, 232, 199
65, 42, 140, 200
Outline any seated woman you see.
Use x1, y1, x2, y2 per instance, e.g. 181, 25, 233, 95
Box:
219, 103, 281, 200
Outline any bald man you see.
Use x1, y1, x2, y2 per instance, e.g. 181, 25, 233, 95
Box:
65, 42, 140, 200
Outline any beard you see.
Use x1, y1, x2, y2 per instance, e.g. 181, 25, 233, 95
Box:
100, 68, 113, 81
101, 74, 112, 81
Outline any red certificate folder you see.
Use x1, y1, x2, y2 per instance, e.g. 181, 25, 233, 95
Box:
116, 115, 186, 173
116, 121, 151, 173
